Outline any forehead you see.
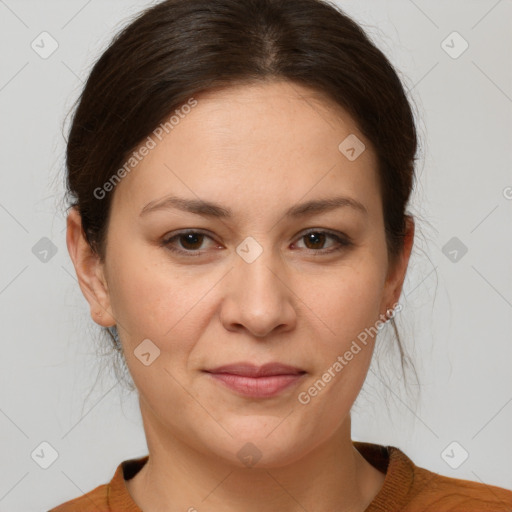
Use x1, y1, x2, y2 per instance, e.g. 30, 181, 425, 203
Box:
186, 80, 362, 149
110, 80, 380, 220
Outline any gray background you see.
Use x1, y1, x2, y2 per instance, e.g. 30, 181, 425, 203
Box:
0, 0, 511, 510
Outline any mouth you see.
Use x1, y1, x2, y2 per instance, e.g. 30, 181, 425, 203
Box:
203, 362, 307, 398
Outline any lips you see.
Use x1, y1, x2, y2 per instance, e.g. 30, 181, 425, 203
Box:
203, 362, 306, 398
204, 362, 306, 377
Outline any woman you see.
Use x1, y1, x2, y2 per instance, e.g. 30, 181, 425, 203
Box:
51, 0, 512, 510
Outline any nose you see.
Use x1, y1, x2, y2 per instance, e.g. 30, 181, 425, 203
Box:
219, 247, 296, 338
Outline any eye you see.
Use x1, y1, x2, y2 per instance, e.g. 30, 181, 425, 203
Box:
161, 230, 218, 256
292, 229, 353, 254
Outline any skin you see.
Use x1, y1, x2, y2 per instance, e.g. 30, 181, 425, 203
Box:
67, 80, 414, 512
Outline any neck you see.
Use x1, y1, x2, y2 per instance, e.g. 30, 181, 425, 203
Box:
127, 401, 385, 512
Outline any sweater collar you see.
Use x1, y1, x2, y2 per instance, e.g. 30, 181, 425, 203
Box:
108, 441, 414, 511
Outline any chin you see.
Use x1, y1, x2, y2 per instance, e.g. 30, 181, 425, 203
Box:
205, 423, 311, 469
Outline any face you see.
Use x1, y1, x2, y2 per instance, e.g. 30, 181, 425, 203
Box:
67, 80, 413, 468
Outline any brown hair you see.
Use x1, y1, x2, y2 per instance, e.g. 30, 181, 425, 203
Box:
64, 0, 420, 401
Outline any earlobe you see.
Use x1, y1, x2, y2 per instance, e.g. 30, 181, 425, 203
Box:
66, 207, 116, 327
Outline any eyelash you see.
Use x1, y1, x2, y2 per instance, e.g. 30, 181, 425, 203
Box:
160, 229, 353, 257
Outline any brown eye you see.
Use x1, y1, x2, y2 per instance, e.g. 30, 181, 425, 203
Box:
294, 230, 353, 254
303, 232, 328, 250
176, 232, 206, 250
162, 230, 216, 256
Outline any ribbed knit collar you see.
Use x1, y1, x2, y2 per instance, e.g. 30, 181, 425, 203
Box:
108, 441, 415, 511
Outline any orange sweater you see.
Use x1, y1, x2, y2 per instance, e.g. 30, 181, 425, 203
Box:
49, 441, 512, 511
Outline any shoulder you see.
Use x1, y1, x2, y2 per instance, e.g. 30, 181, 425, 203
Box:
47, 455, 147, 512
357, 441, 512, 512
48, 482, 109, 511
405, 454, 512, 511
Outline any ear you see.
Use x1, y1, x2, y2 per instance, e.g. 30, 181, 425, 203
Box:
66, 207, 116, 327
380, 215, 415, 314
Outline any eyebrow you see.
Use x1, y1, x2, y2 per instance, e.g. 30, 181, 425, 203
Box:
139, 194, 368, 218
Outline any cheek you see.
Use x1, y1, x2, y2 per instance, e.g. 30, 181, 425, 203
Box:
296, 278, 381, 423
107, 243, 202, 334
296, 259, 386, 347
